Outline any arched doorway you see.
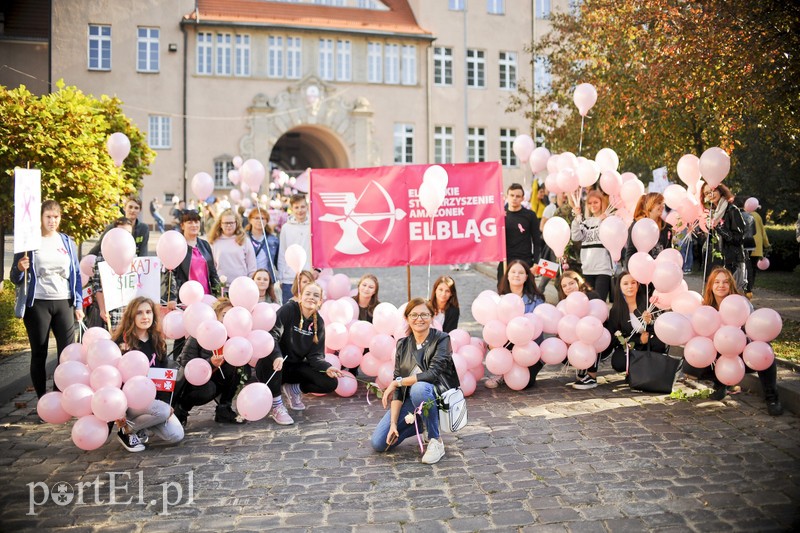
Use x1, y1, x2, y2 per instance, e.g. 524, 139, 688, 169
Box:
269, 125, 349, 174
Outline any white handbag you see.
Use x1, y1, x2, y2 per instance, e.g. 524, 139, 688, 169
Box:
437, 387, 467, 432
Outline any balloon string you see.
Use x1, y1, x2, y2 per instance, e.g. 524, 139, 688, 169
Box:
578, 115, 586, 155
427, 215, 434, 296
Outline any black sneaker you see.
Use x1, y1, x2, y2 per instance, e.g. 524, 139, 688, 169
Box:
765, 388, 784, 416
710, 384, 728, 401
117, 430, 145, 452
215, 405, 245, 424
136, 430, 150, 445
572, 374, 598, 390
174, 406, 188, 427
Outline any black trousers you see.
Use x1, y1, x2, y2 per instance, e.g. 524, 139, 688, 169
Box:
282, 362, 338, 394
255, 355, 283, 397
23, 299, 76, 397
582, 274, 611, 302
178, 362, 239, 411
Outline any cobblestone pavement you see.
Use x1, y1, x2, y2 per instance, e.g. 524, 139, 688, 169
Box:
1, 265, 799, 531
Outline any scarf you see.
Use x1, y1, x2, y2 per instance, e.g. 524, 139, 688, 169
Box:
711, 198, 729, 228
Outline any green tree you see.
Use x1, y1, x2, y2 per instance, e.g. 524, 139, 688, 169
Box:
0, 81, 155, 242
510, 0, 800, 222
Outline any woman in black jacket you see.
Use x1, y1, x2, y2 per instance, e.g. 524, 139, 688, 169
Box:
371, 297, 459, 465
162, 210, 221, 307
429, 275, 460, 333
698, 183, 747, 287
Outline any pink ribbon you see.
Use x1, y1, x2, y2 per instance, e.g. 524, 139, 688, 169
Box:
412, 403, 425, 454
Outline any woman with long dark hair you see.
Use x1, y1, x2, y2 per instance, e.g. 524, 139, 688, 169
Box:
429, 275, 460, 333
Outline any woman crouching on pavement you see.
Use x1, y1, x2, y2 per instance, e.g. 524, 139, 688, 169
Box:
371, 297, 459, 465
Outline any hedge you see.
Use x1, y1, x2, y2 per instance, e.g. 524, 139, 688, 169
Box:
765, 225, 800, 272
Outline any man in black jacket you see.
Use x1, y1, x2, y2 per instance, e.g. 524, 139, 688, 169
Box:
498, 183, 540, 286
89, 196, 150, 257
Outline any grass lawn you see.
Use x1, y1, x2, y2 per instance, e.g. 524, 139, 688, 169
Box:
773, 318, 800, 364
755, 268, 800, 297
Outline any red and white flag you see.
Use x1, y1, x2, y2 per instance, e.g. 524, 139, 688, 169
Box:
148, 368, 177, 393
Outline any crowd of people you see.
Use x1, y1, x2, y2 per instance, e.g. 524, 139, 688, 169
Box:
9, 176, 791, 463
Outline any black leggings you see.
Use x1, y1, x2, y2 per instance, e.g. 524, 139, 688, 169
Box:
282, 362, 338, 394
582, 274, 611, 302
178, 362, 239, 410
23, 299, 75, 397
255, 355, 283, 398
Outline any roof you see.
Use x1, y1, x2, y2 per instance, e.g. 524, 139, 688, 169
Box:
185, 0, 432, 38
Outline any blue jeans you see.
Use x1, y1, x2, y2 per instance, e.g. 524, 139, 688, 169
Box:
152, 212, 166, 233
371, 382, 439, 452
679, 234, 693, 272
281, 283, 294, 305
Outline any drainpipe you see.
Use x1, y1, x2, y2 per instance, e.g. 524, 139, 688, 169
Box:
181, 20, 189, 202
531, 0, 537, 143
462, 4, 468, 161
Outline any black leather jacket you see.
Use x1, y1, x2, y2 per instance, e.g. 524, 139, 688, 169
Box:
393, 328, 459, 402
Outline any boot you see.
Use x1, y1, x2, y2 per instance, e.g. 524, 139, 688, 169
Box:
764, 387, 784, 417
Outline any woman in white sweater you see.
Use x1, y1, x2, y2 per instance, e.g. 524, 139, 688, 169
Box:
570, 189, 613, 301
208, 208, 257, 286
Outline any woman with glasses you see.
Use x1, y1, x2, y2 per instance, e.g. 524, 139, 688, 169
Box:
208, 208, 257, 287
371, 297, 459, 465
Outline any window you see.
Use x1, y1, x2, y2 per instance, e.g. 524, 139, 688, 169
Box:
500, 128, 518, 167
467, 127, 486, 162
466, 49, 485, 88
487, 0, 504, 14
401, 45, 416, 85
196, 32, 212, 75
367, 42, 383, 83
287, 37, 302, 78
336, 39, 352, 81
394, 124, 414, 164
137, 27, 159, 72
268, 36, 284, 77
499, 51, 517, 90
319, 38, 334, 80
534, 55, 552, 92
214, 158, 235, 189
433, 46, 453, 86
216, 33, 232, 75
569, 0, 583, 16
385, 44, 399, 84
449, 0, 465, 10
434, 126, 454, 164
88, 25, 111, 70
148, 116, 171, 149
235, 34, 251, 76
535, 0, 551, 18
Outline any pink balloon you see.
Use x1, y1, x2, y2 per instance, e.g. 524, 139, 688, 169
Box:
223, 336, 254, 366
106, 132, 131, 166
373, 302, 400, 335
713, 325, 747, 356
339, 344, 364, 368
236, 382, 273, 421
512, 134, 535, 162
599, 170, 622, 196
598, 215, 628, 262
692, 306, 722, 338
195, 320, 228, 351
202, 294, 218, 305
743, 197, 759, 213
326, 274, 351, 300
742, 341, 775, 372
714, 354, 745, 386
683, 336, 718, 368
229, 277, 260, 311
122, 375, 157, 410
503, 364, 531, 390
284, 244, 308, 276
512, 342, 541, 367
699, 147, 730, 189
485, 347, 513, 375
368, 334, 396, 361
360, 353, 381, 376
744, 308, 782, 342
37, 392, 72, 424
179, 280, 205, 306
470, 364, 485, 382
654, 312, 693, 346
483, 320, 509, 348
568, 341, 597, 370
656, 248, 684, 269
91, 386, 128, 422
247, 329, 275, 359
631, 218, 660, 253
223, 306, 254, 338
545, 173, 562, 195
620, 179, 645, 209
54, 360, 91, 390
757, 257, 770, 270
191, 172, 214, 200
529, 146, 551, 174
576, 158, 601, 187
376, 362, 394, 390
336, 371, 358, 397
240, 159, 266, 191
252, 302, 278, 331
506, 316, 535, 346
449, 329, 471, 353
556, 168, 579, 193
79, 254, 97, 284
89, 365, 122, 391
596, 148, 619, 173
652, 261, 683, 293
718, 295, 751, 327
61, 383, 94, 417
587, 300, 609, 322
183, 302, 216, 338
60, 343, 85, 364
533, 303, 563, 335
497, 293, 525, 323
593, 329, 612, 352
471, 295, 499, 325
325, 323, 349, 351
573, 83, 597, 116
117, 351, 151, 382
542, 217, 571, 258
86, 339, 122, 370
162, 310, 187, 340
184, 358, 213, 386
671, 291, 703, 315
677, 154, 701, 187
540, 337, 568, 365
523, 313, 544, 340
452, 352, 469, 380
576, 316, 604, 344
628, 252, 655, 284
564, 292, 590, 317
83, 326, 112, 347
459, 344, 484, 369
460, 371, 477, 397
557, 314, 580, 345
662, 184, 688, 210
349, 321, 377, 349
100, 228, 136, 275
71, 415, 110, 451
156, 231, 188, 271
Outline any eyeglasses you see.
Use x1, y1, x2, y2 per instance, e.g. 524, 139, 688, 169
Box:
408, 313, 432, 320
221, 222, 237, 226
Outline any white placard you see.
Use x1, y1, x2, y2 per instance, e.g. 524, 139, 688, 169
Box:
648, 166, 669, 194
98, 256, 162, 311
14, 168, 42, 253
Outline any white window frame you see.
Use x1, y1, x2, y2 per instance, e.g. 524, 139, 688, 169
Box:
216, 33, 232, 76
214, 158, 235, 189
487, 0, 505, 15
499, 51, 517, 90
137, 27, 159, 73
534, 55, 552, 93
401, 45, 417, 85
196, 32, 212, 75
449, 0, 465, 10
319, 38, 334, 80
367, 42, 383, 83
500, 128, 518, 167
385, 44, 400, 84
536, 0, 551, 19
235, 34, 251, 77
268, 36, 284, 78
287, 36, 302, 79
433, 47, 453, 86
88, 24, 112, 71
394, 123, 414, 164
148, 115, 171, 150
467, 127, 486, 163
336, 39, 352, 81
434, 126, 454, 164
466, 49, 485, 88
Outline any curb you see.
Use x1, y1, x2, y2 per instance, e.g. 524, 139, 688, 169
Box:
0, 350, 58, 406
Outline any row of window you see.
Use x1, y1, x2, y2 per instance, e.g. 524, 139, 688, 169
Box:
394, 125, 521, 167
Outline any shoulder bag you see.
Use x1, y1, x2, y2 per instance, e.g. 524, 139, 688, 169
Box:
628, 343, 683, 394
437, 387, 467, 432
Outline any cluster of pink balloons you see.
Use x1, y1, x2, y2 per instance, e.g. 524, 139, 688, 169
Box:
37, 327, 157, 450
552, 292, 611, 371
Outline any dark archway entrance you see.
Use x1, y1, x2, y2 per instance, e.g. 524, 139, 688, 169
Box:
269, 125, 349, 174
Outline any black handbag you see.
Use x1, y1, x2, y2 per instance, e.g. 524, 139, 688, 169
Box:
628, 346, 683, 393
610, 345, 628, 373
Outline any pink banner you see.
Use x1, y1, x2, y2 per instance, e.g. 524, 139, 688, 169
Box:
311, 162, 505, 268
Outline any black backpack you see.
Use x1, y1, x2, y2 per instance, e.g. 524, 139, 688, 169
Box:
741, 211, 756, 249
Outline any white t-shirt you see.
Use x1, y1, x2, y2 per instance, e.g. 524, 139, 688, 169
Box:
34, 234, 71, 300
542, 203, 557, 220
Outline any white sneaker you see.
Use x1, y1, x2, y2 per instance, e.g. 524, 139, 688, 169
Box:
269, 404, 295, 425
421, 438, 445, 464
485, 375, 504, 389
281, 383, 306, 411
